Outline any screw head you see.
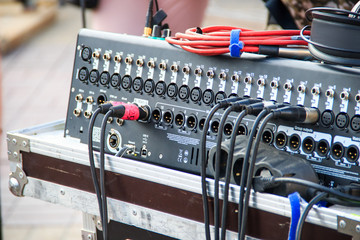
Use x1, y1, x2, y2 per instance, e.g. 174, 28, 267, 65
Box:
60, 189, 65, 195
97, 220, 102, 227
18, 172, 24, 179
87, 234, 93, 240
356, 225, 360, 233
132, 210, 137, 216
22, 141, 27, 147
12, 139, 17, 145
13, 152, 18, 159
9, 176, 21, 195
339, 219, 346, 228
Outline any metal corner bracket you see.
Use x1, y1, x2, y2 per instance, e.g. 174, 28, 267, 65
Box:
81, 230, 97, 240
337, 216, 360, 240
6, 133, 30, 163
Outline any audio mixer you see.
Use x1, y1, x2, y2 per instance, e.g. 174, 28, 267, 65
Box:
65, 29, 360, 187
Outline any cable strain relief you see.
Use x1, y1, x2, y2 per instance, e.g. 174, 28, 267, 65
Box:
218, 96, 243, 108
258, 45, 279, 56
263, 103, 288, 112
306, 188, 320, 199
231, 98, 262, 111
98, 102, 114, 114
272, 106, 319, 124
245, 101, 276, 115
271, 106, 304, 121
252, 176, 277, 192
111, 105, 126, 118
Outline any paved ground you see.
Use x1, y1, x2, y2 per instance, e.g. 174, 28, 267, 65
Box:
0, 4, 84, 240
0, 1, 267, 239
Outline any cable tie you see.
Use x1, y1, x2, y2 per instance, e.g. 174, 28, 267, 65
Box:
288, 192, 302, 240
229, 29, 244, 58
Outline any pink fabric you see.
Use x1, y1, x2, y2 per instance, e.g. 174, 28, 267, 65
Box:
92, 0, 209, 36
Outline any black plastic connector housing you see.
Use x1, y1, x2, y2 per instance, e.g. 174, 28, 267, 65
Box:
272, 106, 319, 124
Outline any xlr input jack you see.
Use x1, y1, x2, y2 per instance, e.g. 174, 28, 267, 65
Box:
237, 124, 248, 136
152, 108, 162, 123
199, 118, 206, 131
274, 131, 287, 149
210, 119, 220, 134
232, 158, 244, 185
97, 94, 107, 105
175, 112, 185, 127
223, 122, 233, 137
289, 134, 300, 151
331, 142, 344, 160
262, 129, 273, 144
316, 140, 329, 157
302, 137, 315, 154
163, 110, 174, 125
186, 114, 198, 130
346, 145, 359, 163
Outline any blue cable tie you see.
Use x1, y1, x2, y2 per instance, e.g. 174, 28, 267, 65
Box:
229, 29, 244, 57
288, 192, 301, 240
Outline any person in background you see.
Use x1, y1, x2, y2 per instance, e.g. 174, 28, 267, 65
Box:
282, 0, 358, 28
264, 0, 358, 29
92, 0, 209, 36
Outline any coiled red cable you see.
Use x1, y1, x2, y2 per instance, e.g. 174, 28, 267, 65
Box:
165, 26, 311, 56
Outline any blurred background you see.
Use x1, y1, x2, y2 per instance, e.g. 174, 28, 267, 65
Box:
0, 0, 268, 239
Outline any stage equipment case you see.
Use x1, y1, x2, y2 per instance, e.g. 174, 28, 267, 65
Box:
6, 120, 360, 240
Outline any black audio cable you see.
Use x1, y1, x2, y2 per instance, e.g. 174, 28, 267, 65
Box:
238, 110, 276, 240
200, 97, 242, 240
220, 110, 247, 240
144, 0, 153, 37
239, 106, 320, 240
236, 104, 283, 240
219, 101, 276, 240
98, 102, 150, 240
88, 102, 115, 240
295, 192, 328, 240
253, 177, 360, 203
115, 146, 129, 157
214, 99, 261, 240
99, 109, 114, 240
79, 0, 86, 28
253, 176, 360, 239
154, 0, 159, 11
88, 108, 104, 223
252, 176, 360, 239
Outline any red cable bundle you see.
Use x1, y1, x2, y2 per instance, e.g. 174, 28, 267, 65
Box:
165, 26, 311, 56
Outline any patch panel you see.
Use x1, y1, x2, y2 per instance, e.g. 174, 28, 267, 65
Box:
65, 29, 360, 186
